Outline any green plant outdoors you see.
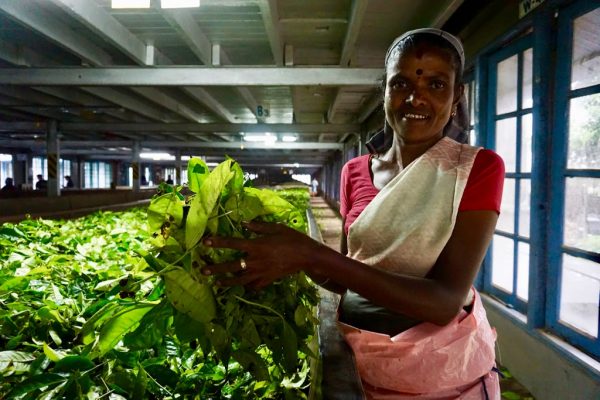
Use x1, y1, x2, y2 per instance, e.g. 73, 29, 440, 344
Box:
0, 158, 318, 399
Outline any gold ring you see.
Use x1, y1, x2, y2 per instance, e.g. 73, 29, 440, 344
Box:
240, 258, 247, 270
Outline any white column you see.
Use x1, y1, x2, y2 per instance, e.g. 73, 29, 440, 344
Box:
46, 120, 60, 197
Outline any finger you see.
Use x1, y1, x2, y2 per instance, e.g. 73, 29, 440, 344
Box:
201, 260, 243, 276
242, 220, 285, 234
216, 272, 259, 287
204, 236, 250, 251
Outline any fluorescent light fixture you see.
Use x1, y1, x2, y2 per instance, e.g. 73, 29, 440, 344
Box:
181, 155, 191, 161
281, 134, 297, 142
161, 0, 200, 8
140, 152, 175, 161
111, 0, 150, 9
244, 134, 277, 143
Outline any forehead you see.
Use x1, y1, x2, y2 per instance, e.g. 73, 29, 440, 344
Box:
386, 43, 456, 75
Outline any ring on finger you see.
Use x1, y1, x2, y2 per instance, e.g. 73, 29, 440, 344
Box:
239, 258, 247, 270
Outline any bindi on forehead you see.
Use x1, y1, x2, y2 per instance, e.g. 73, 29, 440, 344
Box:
416, 68, 423, 75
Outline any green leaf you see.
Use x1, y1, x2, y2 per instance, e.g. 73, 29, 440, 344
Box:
187, 157, 210, 193
232, 349, 270, 382
0, 351, 36, 363
502, 391, 523, 400
43, 343, 65, 362
280, 321, 298, 373
144, 364, 179, 388
5, 373, 67, 399
0, 276, 29, 293
79, 302, 121, 345
132, 364, 148, 400
91, 304, 155, 358
147, 192, 184, 233
185, 159, 235, 249
164, 269, 216, 323
53, 355, 94, 373
123, 300, 173, 350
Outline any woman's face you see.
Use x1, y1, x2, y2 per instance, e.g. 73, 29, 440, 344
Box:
384, 43, 462, 145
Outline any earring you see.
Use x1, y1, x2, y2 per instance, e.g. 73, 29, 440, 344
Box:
451, 108, 457, 117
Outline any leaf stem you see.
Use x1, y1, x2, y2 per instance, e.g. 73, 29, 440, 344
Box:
233, 295, 284, 320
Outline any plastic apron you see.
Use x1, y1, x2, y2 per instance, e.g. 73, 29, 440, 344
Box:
341, 137, 500, 399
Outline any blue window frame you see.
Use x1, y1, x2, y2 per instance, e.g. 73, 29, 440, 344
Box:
548, 0, 600, 359
484, 35, 534, 315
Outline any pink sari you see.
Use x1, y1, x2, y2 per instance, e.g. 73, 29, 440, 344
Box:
341, 137, 500, 399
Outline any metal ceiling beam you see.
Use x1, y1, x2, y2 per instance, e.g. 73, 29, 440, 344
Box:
0, 121, 359, 134
0, 67, 382, 86
432, 0, 465, 28
0, 139, 343, 150
0, 1, 112, 66
258, 0, 283, 66
328, 0, 369, 124
50, 0, 151, 66
358, 92, 382, 123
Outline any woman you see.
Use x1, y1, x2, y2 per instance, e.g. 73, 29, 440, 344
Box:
203, 28, 504, 399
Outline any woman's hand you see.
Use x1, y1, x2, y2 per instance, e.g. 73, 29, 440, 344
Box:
201, 220, 319, 290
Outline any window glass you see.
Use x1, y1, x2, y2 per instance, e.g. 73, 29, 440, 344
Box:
522, 48, 533, 109
496, 54, 519, 114
521, 113, 533, 173
492, 235, 514, 293
517, 242, 530, 301
560, 254, 599, 338
496, 117, 517, 172
498, 178, 516, 233
0, 154, 13, 185
564, 178, 600, 253
568, 94, 600, 170
571, 8, 600, 90
519, 179, 531, 238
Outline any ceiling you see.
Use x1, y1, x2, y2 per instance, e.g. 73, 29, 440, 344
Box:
0, 0, 466, 174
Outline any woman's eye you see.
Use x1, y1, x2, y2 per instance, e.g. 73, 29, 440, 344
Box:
431, 80, 446, 89
390, 80, 408, 90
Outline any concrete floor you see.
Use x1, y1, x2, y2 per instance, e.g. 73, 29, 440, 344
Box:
309, 196, 535, 400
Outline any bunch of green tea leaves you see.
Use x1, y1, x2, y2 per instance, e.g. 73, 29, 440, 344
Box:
139, 157, 319, 397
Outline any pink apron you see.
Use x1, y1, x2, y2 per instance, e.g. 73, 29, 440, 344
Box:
342, 137, 500, 399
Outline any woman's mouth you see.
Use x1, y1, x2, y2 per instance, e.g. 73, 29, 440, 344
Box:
402, 113, 429, 120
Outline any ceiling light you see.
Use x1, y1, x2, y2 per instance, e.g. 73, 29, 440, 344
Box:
140, 152, 175, 161
281, 134, 297, 142
111, 0, 150, 8
161, 0, 200, 8
244, 133, 277, 144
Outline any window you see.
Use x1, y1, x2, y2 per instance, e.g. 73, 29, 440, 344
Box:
464, 78, 477, 145
32, 156, 48, 181
0, 154, 13, 185
547, 3, 600, 358
84, 161, 113, 189
485, 36, 533, 314
60, 159, 72, 188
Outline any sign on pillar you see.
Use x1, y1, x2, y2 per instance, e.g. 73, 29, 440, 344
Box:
132, 161, 140, 192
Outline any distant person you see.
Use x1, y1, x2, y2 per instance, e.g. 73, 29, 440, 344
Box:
35, 174, 47, 190
1, 177, 16, 192
64, 175, 74, 188
141, 175, 148, 186
166, 174, 174, 185
311, 177, 319, 196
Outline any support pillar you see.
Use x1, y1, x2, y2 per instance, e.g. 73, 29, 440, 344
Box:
132, 141, 141, 192
46, 120, 60, 197
175, 150, 182, 185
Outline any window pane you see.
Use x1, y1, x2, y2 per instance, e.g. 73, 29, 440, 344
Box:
560, 254, 599, 338
496, 117, 517, 172
519, 179, 531, 238
564, 178, 600, 253
521, 113, 533, 173
568, 94, 600, 169
522, 48, 533, 109
492, 235, 514, 293
571, 8, 600, 90
517, 242, 530, 301
498, 178, 515, 233
496, 54, 518, 114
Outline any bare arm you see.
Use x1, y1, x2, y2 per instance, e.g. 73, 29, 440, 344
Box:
203, 210, 497, 325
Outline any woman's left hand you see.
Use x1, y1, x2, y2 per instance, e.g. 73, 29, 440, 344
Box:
201, 220, 318, 289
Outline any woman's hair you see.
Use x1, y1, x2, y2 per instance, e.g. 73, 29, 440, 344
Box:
385, 32, 464, 86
